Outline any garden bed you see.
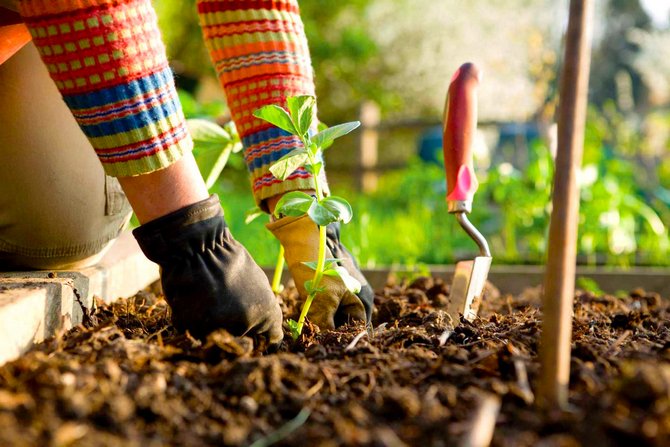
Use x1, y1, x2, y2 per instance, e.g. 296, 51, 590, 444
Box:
0, 277, 668, 446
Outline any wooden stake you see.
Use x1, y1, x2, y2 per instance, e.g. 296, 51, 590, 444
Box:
538, 0, 594, 409
357, 101, 381, 193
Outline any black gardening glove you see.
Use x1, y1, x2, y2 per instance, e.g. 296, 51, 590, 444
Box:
133, 195, 283, 348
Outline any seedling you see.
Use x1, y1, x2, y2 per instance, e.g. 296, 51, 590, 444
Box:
254, 95, 362, 339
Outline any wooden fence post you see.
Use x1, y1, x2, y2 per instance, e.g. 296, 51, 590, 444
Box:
357, 101, 381, 193
538, 0, 594, 409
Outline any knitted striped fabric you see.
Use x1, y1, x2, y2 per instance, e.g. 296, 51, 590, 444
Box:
19, 0, 192, 177
197, 0, 328, 206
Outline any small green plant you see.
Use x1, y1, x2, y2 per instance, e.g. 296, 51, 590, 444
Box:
254, 95, 362, 339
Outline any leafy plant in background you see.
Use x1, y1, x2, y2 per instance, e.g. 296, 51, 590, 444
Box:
254, 95, 362, 339
579, 105, 669, 266
186, 119, 242, 190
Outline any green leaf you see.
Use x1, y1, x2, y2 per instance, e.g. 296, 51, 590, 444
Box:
287, 319, 300, 340
320, 196, 353, 224
222, 122, 243, 153
231, 142, 243, 154
186, 119, 231, 145
269, 149, 309, 181
253, 105, 297, 135
332, 266, 362, 294
275, 191, 316, 218
307, 142, 319, 157
302, 258, 342, 271
305, 162, 323, 176
312, 121, 360, 149
304, 280, 326, 295
308, 202, 339, 226
287, 95, 315, 138
323, 267, 362, 293
244, 206, 264, 224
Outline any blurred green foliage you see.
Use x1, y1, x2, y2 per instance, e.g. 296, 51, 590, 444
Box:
186, 100, 670, 268
153, 0, 670, 268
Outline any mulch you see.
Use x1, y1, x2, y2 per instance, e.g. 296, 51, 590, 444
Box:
0, 276, 668, 447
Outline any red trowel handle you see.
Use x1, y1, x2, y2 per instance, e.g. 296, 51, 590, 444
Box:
443, 62, 481, 213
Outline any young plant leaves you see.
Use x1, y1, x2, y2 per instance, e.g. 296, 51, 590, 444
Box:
312, 121, 361, 149
222, 121, 243, 153
274, 191, 316, 218
320, 196, 353, 224
305, 161, 323, 176
334, 266, 362, 293
186, 119, 232, 145
287, 95, 315, 138
244, 206, 264, 224
323, 266, 362, 293
302, 259, 342, 271
307, 142, 319, 157
304, 280, 325, 295
253, 105, 298, 135
287, 319, 300, 340
308, 202, 339, 226
269, 148, 310, 181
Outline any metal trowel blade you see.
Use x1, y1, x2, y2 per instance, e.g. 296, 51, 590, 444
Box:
447, 256, 492, 323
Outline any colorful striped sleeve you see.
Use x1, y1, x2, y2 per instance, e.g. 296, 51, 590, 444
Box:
197, 0, 328, 207
19, 0, 192, 177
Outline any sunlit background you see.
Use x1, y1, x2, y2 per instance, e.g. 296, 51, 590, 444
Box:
153, 0, 670, 268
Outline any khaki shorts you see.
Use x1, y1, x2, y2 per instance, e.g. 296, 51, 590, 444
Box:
0, 42, 131, 270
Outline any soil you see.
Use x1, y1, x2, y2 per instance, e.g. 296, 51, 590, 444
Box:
0, 276, 668, 447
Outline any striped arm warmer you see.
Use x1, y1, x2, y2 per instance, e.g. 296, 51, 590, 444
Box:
19, 0, 192, 177
197, 0, 328, 206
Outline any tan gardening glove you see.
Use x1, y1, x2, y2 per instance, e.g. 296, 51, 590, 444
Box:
267, 215, 374, 330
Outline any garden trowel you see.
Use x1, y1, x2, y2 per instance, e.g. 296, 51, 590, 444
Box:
443, 63, 492, 323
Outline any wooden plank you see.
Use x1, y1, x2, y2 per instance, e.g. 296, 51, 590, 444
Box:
0, 231, 159, 366
263, 264, 670, 297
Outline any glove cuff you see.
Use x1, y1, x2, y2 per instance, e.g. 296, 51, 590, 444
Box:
133, 194, 224, 263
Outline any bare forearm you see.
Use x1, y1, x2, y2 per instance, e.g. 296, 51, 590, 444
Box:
117, 154, 208, 224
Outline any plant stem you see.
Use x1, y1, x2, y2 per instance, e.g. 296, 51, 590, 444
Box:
303, 137, 324, 201
271, 245, 285, 293
205, 145, 232, 190
296, 224, 327, 335
293, 134, 328, 336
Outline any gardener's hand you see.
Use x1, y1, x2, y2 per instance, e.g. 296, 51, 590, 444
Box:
267, 214, 374, 330
133, 195, 283, 349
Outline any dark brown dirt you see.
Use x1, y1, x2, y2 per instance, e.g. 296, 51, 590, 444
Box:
0, 277, 668, 447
